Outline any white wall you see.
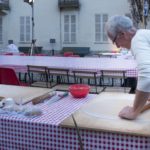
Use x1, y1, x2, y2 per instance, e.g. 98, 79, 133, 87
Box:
33, 0, 61, 50
76, 0, 130, 51
1, 0, 130, 52
2, 0, 32, 47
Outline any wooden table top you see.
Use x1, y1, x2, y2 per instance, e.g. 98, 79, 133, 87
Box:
0, 84, 52, 104
61, 92, 150, 137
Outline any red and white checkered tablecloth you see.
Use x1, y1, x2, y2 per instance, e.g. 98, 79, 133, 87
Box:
0, 56, 138, 77
0, 93, 149, 150
0, 122, 149, 150
1, 64, 138, 78
0, 94, 96, 125
126, 69, 137, 77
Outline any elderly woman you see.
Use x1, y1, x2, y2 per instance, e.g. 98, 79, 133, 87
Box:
106, 15, 150, 120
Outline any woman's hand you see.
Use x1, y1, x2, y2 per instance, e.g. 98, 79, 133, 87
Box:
118, 106, 138, 120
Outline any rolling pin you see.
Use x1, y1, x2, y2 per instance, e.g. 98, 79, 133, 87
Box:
32, 91, 56, 105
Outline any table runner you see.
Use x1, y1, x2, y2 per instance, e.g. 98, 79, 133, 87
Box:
0, 93, 96, 125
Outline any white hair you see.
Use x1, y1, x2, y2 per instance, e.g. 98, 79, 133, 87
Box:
106, 15, 134, 38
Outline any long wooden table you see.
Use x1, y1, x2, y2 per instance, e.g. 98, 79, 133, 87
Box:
0, 55, 137, 77
0, 84, 150, 149
61, 92, 150, 137
0, 84, 96, 149
0, 84, 52, 104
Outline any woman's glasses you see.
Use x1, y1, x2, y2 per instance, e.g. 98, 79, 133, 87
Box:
112, 32, 124, 44
112, 34, 118, 44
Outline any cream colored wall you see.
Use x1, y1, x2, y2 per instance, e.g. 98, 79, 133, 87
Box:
71, 0, 130, 51
1, 0, 130, 52
2, 0, 32, 47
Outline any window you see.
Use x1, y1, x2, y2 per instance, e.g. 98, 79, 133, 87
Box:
95, 14, 108, 43
20, 16, 31, 42
0, 17, 3, 42
64, 14, 76, 43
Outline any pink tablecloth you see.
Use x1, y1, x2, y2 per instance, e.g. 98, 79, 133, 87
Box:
0, 93, 149, 150
0, 93, 96, 125
0, 56, 137, 77
0, 121, 149, 150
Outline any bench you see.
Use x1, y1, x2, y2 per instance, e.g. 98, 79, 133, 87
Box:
19, 46, 43, 54
61, 47, 90, 57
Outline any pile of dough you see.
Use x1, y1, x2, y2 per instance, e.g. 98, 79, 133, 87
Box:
24, 106, 42, 116
3, 98, 15, 106
1, 98, 18, 111
0, 97, 42, 117
3, 105, 20, 112
0, 101, 4, 108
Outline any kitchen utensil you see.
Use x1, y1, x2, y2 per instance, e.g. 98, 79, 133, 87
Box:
46, 92, 69, 105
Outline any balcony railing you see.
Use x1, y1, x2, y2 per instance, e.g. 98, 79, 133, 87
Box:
58, 0, 80, 10
0, 0, 10, 10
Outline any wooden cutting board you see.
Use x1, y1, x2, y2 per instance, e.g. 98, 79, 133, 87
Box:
61, 92, 150, 137
0, 84, 53, 104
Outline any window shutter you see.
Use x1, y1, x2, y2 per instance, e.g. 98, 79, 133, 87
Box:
102, 14, 108, 42
71, 15, 76, 42
95, 14, 108, 42
20, 16, 31, 42
0, 17, 3, 42
26, 16, 30, 42
64, 14, 76, 43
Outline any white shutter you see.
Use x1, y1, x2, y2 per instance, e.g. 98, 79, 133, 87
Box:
71, 15, 76, 42
20, 16, 31, 42
0, 17, 3, 42
64, 15, 69, 43
95, 14, 101, 42
26, 16, 30, 42
102, 14, 108, 42
95, 14, 108, 42
20, 16, 25, 42
63, 14, 76, 43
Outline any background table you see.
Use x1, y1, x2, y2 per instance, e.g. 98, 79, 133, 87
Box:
0, 55, 137, 77
98, 52, 121, 58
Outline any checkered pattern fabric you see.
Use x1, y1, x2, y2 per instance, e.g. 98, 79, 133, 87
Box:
0, 57, 137, 77
0, 94, 95, 125
0, 94, 149, 150
0, 124, 149, 150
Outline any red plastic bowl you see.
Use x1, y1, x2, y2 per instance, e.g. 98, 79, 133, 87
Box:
69, 84, 90, 98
